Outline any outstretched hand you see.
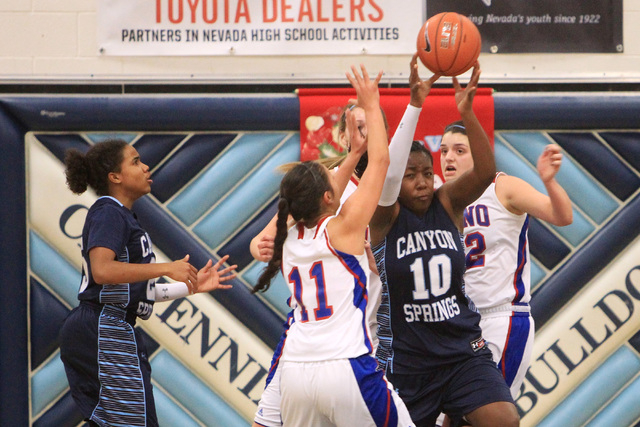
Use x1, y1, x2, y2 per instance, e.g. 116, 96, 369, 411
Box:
346, 64, 383, 112
537, 144, 564, 183
193, 255, 237, 294
167, 254, 198, 287
452, 62, 481, 116
409, 53, 441, 108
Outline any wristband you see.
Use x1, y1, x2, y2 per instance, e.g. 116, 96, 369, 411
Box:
155, 281, 191, 301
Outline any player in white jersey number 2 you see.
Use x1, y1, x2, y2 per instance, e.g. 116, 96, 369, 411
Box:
440, 121, 573, 398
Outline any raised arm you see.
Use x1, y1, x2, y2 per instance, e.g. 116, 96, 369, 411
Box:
332, 108, 368, 196
370, 54, 440, 245
498, 144, 573, 226
329, 65, 388, 253
438, 63, 496, 228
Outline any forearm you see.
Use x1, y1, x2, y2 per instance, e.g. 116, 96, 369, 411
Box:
362, 104, 389, 167
155, 281, 191, 301
544, 179, 573, 225
379, 104, 422, 206
462, 110, 495, 184
333, 150, 361, 197
92, 260, 167, 285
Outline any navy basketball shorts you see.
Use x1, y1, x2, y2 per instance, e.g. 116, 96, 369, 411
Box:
59, 302, 158, 427
389, 351, 514, 426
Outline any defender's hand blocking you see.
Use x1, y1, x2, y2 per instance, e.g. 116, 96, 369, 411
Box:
345, 64, 383, 112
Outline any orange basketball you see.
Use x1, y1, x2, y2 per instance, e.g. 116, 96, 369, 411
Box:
416, 12, 481, 76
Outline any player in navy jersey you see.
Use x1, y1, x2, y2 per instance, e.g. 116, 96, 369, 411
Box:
59, 139, 237, 427
369, 61, 520, 427
441, 121, 572, 399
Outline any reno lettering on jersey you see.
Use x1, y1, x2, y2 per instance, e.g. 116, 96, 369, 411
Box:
464, 203, 491, 228
396, 229, 458, 259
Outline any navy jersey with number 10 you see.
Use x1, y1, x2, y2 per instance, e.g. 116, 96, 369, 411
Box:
374, 197, 490, 375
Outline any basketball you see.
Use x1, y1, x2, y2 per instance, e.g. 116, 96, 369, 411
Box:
416, 12, 482, 76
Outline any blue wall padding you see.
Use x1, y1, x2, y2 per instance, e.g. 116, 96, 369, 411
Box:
151, 134, 236, 203
0, 104, 29, 427
242, 261, 292, 316
36, 134, 91, 161
531, 192, 640, 326
193, 135, 300, 249
152, 350, 249, 427
495, 138, 594, 246
30, 278, 69, 369
32, 392, 84, 427
537, 346, 640, 427
86, 132, 138, 143
133, 196, 284, 348
550, 132, 640, 201
153, 388, 204, 427
220, 197, 279, 271
527, 218, 570, 270
495, 95, 640, 130
600, 132, 640, 171
530, 259, 545, 291
585, 377, 640, 427
167, 133, 288, 225
29, 231, 82, 307
134, 134, 187, 171
31, 355, 69, 418
498, 133, 617, 224
0, 96, 300, 131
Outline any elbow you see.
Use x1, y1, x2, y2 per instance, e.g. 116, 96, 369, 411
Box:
91, 267, 109, 285
550, 210, 573, 227
559, 211, 573, 227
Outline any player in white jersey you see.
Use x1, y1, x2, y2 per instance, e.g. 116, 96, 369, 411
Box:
440, 121, 573, 398
249, 60, 437, 427
251, 65, 416, 427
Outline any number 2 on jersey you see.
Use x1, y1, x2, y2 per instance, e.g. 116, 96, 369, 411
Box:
288, 261, 334, 322
465, 231, 486, 268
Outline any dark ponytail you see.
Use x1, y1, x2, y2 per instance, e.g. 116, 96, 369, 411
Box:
253, 161, 332, 293
64, 139, 128, 196
253, 198, 290, 293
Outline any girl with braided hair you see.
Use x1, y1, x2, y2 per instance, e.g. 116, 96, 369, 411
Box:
252, 65, 414, 427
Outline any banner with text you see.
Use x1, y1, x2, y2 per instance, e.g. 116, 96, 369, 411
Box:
426, 0, 623, 53
97, 0, 423, 56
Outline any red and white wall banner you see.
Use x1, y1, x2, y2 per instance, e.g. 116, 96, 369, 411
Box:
97, 0, 423, 56
298, 87, 494, 184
